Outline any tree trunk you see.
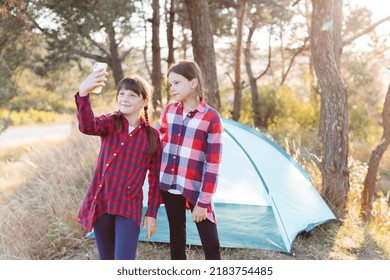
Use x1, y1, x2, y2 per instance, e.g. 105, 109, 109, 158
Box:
107, 23, 124, 87
166, 0, 175, 68
184, 0, 221, 111
151, 0, 162, 113
232, 0, 246, 121
182, 28, 188, 59
332, 0, 343, 68
245, 27, 261, 128
232, 0, 247, 121
279, 23, 286, 85
244, 21, 272, 129
362, 82, 390, 220
311, 0, 349, 217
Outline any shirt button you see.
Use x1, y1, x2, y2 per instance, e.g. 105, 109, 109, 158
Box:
173, 156, 176, 159
171, 168, 174, 172
129, 134, 132, 137
121, 142, 124, 145
178, 133, 180, 136
106, 163, 109, 166
127, 186, 131, 189
99, 185, 102, 188
94, 196, 97, 199
114, 153, 117, 156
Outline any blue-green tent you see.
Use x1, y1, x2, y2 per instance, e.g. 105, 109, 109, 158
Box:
88, 118, 335, 254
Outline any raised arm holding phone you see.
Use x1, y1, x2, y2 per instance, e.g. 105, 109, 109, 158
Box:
75, 64, 162, 260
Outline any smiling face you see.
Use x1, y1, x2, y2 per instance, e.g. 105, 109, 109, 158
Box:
117, 89, 148, 119
115, 77, 151, 121
167, 72, 198, 103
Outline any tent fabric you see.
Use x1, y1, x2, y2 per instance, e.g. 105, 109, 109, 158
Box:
87, 118, 336, 253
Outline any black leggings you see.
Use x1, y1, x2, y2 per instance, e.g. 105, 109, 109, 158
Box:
162, 191, 221, 260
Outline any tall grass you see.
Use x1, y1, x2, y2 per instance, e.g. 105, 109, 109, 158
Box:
0, 127, 98, 259
0, 127, 389, 260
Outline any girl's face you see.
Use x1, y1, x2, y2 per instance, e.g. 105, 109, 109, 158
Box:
117, 89, 148, 118
168, 72, 198, 103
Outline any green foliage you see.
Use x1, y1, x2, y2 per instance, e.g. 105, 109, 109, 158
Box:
239, 90, 256, 125
220, 79, 320, 150
348, 157, 368, 209
342, 52, 384, 148
259, 85, 319, 148
371, 193, 390, 234
208, 0, 292, 37
238, 86, 281, 128
0, 5, 34, 108
6, 108, 57, 125
26, 0, 138, 76
208, 0, 236, 37
13, 67, 73, 108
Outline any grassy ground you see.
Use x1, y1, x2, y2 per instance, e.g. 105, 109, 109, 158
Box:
0, 129, 389, 260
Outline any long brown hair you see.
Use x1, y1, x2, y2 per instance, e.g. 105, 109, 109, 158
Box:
113, 76, 157, 155
167, 60, 206, 100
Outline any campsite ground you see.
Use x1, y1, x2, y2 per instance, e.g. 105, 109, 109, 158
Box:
0, 128, 389, 260
50, 220, 389, 260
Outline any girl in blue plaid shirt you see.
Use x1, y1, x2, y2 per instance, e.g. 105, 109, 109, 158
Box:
157, 61, 223, 260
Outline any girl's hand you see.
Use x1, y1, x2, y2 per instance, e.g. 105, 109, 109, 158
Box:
143, 216, 157, 239
78, 68, 108, 97
192, 205, 207, 223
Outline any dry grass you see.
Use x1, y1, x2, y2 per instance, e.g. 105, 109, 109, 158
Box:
0, 127, 98, 259
0, 128, 389, 260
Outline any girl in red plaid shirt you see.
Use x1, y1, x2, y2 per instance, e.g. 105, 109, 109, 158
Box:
157, 61, 223, 260
75, 68, 162, 260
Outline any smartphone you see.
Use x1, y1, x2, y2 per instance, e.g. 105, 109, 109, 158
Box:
91, 62, 108, 94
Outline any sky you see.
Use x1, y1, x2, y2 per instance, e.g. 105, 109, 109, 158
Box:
352, 0, 389, 44
353, 0, 390, 21
347, 0, 389, 48
352, 1, 390, 90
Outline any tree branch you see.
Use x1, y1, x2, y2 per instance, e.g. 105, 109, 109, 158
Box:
225, 72, 235, 87
22, 10, 52, 37
280, 36, 309, 85
255, 26, 272, 81
86, 35, 111, 57
69, 47, 106, 61
286, 15, 390, 53
140, 1, 151, 79
0, 37, 8, 55
292, 0, 303, 7
120, 47, 134, 62
343, 15, 390, 46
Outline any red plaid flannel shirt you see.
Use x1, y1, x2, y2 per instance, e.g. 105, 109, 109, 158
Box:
75, 93, 162, 232
156, 99, 223, 222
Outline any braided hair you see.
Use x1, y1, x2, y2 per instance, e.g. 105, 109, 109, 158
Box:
113, 76, 157, 155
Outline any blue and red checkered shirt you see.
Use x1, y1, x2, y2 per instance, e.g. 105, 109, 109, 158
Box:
156, 99, 223, 223
75, 93, 162, 232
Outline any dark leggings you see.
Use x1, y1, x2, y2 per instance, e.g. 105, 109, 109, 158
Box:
163, 191, 221, 260
93, 214, 140, 260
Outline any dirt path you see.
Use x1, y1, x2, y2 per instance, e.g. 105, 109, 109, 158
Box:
0, 124, 72, 148
0, 124, 73, 194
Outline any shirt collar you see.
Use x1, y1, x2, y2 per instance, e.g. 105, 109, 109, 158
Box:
177, 98, 206, 113
197, 98, 207, 113
116, 111, 147, 127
